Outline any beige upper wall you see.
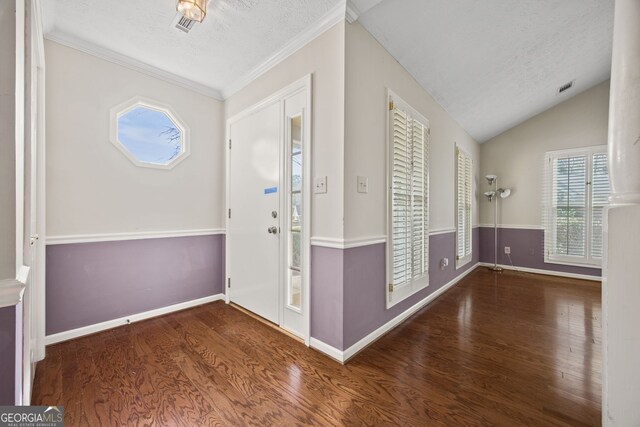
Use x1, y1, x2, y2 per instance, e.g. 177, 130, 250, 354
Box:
46, 41, 225, 236
226, 21, 346, 240
344, 22, 480, 239
479, 80, 610, 227
0, 2, 16, 278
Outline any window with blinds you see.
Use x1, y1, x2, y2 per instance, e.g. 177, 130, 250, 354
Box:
456, 147, 472, 268
544, 146, 609, 266
387, 91, 430, 307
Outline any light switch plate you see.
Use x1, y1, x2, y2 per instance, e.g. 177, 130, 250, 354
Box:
314, 176, 327, 194
357, 176, 368, 193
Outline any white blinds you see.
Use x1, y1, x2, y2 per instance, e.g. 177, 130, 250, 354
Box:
456, 147, 472, 265
390, 105, 429, 289
590, 153, 610, 259
546, 147, 609, 266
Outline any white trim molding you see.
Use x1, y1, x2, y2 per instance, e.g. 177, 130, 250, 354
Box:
0, 279, 27, 309
478, 224, 544, 230
477, 263, 601, 281
429, 228, 456, 236
310, 236, 387, 249
221, 1, 346, 99
44, 31, 224, 100
45, 294, 225, 345
47, 229, 225, 245
109, 96, 191, 170
310, 264, 480, 363
310, 230, 460, 249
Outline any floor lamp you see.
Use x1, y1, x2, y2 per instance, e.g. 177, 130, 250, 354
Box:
484, 175, 511, 271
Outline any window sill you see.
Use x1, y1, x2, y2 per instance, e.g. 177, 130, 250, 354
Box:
456, 256, 472, 270
544, 257, 602, 269
387, 280, 429, 309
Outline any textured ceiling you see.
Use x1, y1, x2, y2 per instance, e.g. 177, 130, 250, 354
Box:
43, 1, 614, 141
42, 0, 341, 96
358, 0, 614, 142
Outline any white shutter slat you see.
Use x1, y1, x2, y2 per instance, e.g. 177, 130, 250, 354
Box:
390, 102, 429, 289
456, 147, 472, 263
546, 148, 609, 266
591, 153, 609, 259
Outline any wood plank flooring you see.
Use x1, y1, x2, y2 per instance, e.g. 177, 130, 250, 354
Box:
32, 268, 601, 426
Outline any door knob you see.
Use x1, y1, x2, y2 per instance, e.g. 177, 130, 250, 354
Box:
268, 226, 278, 234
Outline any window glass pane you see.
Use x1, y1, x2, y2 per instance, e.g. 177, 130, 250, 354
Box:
288, 115, 303, 311
117, 106, 182, 165
291, 231, 301, 269
288, 269, 301, 310
553, 156, 586, 257
292, 154, 302, 193
292, 193, 302, 230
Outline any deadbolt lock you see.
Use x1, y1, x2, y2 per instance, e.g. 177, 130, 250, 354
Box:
272, 211, 278, 218
268, 226, 278, 234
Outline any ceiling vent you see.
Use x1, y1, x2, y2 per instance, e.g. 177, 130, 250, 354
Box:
172, 13, 197, 33
557, 80, 575, 95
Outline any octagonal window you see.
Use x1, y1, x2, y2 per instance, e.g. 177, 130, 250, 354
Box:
110, 98, 189, 169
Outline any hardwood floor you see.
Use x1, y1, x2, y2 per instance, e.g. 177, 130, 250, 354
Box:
32, 268, 601, 426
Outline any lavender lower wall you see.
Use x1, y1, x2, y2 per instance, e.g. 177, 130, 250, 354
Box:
310, 228, 480, 351
0, 305, 16, 405
479, 227, 601, 277
310, 246, 344, 350
46, 234, 225, 335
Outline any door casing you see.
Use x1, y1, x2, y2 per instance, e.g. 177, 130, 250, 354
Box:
225, 75, 312, 345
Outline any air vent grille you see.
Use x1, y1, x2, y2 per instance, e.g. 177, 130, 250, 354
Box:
557, 80, 575, 94
173, 14, 196, 33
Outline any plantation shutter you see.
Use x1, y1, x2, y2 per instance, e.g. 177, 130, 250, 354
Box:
546, 147, 609, 266
551, 154, 587, 258
456, 147, 472, 265
390, 103, 429, 290
590, 152, 609, 259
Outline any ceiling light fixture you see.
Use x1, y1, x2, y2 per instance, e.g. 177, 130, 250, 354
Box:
177, 0, 207, 23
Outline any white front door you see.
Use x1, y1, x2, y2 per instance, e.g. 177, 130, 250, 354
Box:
227, 76, 311, 343
228, 102, 281, 324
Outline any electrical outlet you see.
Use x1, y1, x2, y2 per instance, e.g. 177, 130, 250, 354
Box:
314, 176, 327, 194
504, 246, 511, 254
440, 258, 449, 270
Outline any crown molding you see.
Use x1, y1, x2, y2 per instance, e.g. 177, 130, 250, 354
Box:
221, 1, 347, 99
44, 31, 224, 101
345, 0, 360, 23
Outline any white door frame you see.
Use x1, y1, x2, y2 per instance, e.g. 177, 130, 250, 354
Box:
31, 0, 46, 365
225, 74, 312, 345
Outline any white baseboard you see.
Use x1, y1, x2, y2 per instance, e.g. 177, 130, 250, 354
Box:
309, 338, 345, 363
477, 262, 601, 281
45, 294, 225, 345
310, 263, 480, 363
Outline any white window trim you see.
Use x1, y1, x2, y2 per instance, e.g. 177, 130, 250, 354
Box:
543, 145, 608, 268
455, 145, 473, 269
109, 96, 190, 170
386, 89, 430, 309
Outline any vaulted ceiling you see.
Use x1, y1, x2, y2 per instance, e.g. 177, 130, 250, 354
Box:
42, 0, 614, 142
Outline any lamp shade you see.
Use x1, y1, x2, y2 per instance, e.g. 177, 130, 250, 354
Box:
500, 188, 511, 198
177, 0, 206, 22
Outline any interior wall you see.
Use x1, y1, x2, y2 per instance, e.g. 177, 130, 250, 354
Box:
345, 22, 480, 238
480, 80, 610, 227
45, 40, 226, 337
45, 41, 225, 237
0, 1, 16, 279
225, 21, 346, 242
336, 22, 481, 351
